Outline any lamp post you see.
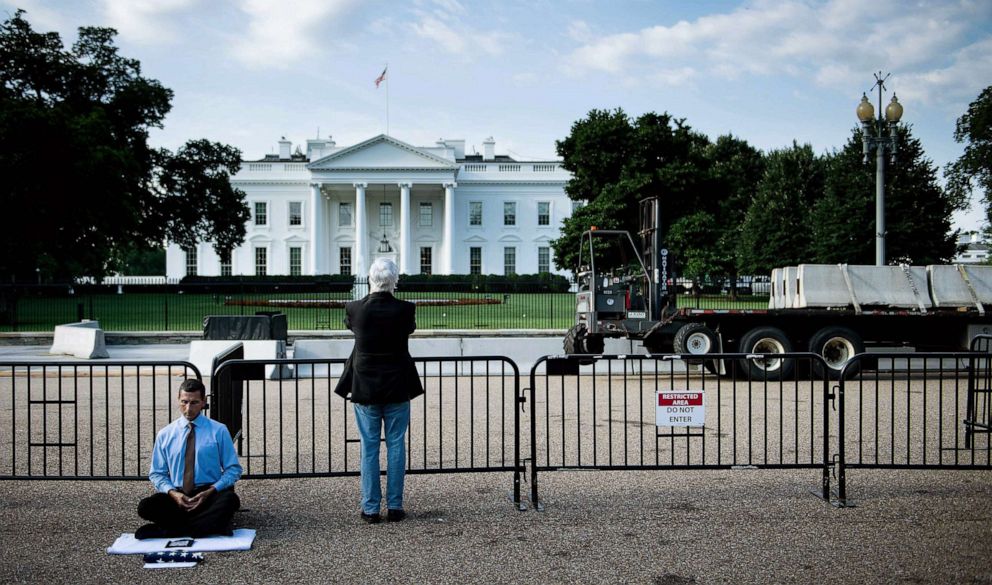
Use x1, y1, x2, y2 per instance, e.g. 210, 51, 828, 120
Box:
856, 71, 904, 266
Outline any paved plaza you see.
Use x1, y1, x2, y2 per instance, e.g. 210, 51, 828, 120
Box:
1, 468, 991, 584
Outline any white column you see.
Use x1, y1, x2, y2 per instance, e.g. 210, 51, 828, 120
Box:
399, 182, 412, 274
442, 181, 456, 274
309, 183, 321, 275
354, 182, 368, 277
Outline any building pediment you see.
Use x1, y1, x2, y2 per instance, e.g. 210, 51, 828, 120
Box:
309, 135, 458, 171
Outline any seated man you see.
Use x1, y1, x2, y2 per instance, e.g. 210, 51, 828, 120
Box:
135, 378, 242, 539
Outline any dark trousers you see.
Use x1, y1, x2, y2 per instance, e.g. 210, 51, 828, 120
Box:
137, 486, 240, 537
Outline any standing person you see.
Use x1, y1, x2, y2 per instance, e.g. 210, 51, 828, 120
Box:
135, 378, 242, 539
335, 257, 424, 524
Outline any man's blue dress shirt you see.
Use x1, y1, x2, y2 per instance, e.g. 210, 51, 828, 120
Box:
149, 413, 242, 494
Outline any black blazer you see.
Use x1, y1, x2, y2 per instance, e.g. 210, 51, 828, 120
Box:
333, 291, 425, 404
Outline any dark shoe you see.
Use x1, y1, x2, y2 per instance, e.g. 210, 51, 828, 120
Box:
360, 512, 381, 524
387, 509, 406, 523
134, 523, 168, 540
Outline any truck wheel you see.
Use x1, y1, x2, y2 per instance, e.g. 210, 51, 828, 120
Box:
738, 326, 794, 380
564, 324, 588, 354
809, 326, 864, 379
673, 323, 718, 364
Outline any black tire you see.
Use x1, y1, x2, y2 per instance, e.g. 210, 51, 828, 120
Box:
738, 326, 794, 381
673, 323, 718, 364
564, 324, 587, 354
808, 326, 864, 380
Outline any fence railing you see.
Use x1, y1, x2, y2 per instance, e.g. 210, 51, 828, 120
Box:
0, 361, 201, 479
527, 353, 833, 508
833, 351, 992, 504
210, 356, 526, 504
0, 277, 772, 332
5, 348, 988, 510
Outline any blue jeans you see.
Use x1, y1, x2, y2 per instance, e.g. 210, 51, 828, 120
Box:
353, 401, 411, 514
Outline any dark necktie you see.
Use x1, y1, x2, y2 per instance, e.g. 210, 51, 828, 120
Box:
182, 422, 196, 496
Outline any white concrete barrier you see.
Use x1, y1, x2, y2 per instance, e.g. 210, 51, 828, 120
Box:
49, 320, 109, 359
189, 340, 290, 379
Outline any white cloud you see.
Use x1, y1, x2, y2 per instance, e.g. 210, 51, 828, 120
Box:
408, 1, 511, 58
563, 0, 991, 98
100, 0, 200, 44
228, 0, 361, 69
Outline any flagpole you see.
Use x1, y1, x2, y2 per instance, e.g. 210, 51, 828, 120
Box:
385, 64, 389, 136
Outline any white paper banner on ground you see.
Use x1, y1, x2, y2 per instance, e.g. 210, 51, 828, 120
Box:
656, 390, 704, 427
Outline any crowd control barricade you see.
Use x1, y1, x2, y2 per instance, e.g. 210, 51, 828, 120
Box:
0, 361, 201, 479
210, 356, 527, 507
527, 353, 833, 509
834, 351, 992, 505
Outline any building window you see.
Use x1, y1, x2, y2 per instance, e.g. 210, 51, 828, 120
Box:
340, 247, 352, 276
289, 246, 302, 276
538, 246, 550, 273
419, 202, 433, 227
254, 202, 267, 226
469, 201, 482, 226
420, 247, 432, 275
571, 200, 584, 213
289, 201, 303, 226
220, 249, 232, 277
254, 247, 267, 276
504, 247, 516, 275
339, 203, 352, 227
538, 202, 550, 226
379, 202, 393, 227
470, 247, 482, 275
503, 202, 516, 226
184, 247, 197, 277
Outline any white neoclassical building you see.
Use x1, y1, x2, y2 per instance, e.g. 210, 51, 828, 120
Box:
165, 134, 575, 279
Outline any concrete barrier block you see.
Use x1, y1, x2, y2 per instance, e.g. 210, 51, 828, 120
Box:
929, 265, 992, 307
49, 320, 109, 359
188, 341, 242, 376
848, 265, 930, 308
291, 339, 348, 377
796, 264, 849, 308
242, 340, 290, 379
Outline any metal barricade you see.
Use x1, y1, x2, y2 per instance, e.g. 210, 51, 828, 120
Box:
0, 361, 201, 479
834, 351, 992, 505
527, 353, 833, 508
210, 356, 527, 506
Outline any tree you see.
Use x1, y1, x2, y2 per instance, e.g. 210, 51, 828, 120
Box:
0, 11, 248, 281
946, 86, 992, 228
551, 109, 713, 272
812, 124, 960, 265
739, 142, 824, 274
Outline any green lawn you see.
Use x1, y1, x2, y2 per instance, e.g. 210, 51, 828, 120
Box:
1, 290, 769, 332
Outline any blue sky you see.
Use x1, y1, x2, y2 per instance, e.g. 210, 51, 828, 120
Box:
6, 0, 992, 231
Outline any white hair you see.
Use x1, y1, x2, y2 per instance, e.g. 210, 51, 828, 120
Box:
368, 257, 399, 293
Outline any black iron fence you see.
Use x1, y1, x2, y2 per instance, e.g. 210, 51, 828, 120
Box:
527, 353, 833, 508
0, 276, 772, 332
0, 361, 201, 479
834, 351, 992, 505
4, 347, 989, 510
209, 357, 524, 498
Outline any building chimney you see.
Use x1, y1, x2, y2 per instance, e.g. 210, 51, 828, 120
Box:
482, 136, 495, 160
306, 137, 335, 161
278, 137, 291, 160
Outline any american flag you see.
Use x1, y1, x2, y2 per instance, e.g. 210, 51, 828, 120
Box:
374, 67, 387, 88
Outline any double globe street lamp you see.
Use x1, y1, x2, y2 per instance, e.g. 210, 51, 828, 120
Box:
856, 71, 904, 266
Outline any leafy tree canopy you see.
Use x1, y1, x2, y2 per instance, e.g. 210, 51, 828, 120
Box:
813, 124, 961, 266
551, 108, 714, 271
946, 85, 992, 229
0, 11, 248, 281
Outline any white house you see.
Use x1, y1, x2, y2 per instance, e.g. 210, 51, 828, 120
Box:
954, 232, 990, 264
166, 134, 575, 279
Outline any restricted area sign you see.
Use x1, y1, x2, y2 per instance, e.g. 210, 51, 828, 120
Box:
656, 390, 705, 427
